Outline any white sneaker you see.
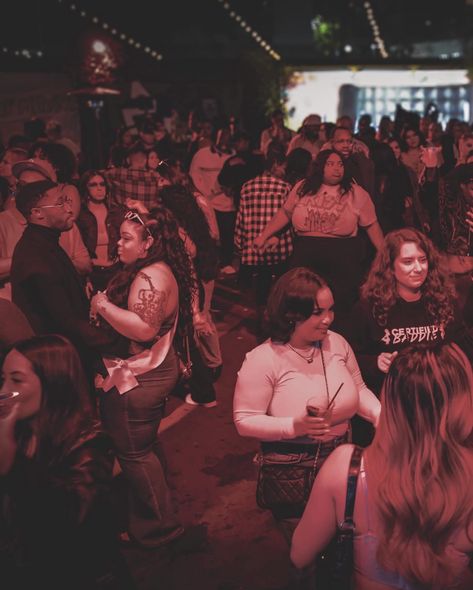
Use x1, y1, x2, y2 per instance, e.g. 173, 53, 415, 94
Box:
220, 265, 237, 275
185, 394, 217, 408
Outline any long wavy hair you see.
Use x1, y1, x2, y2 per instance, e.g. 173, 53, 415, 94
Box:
365, 343, 473, 589
78, 169, 111, 208
159, 184, 220, 282
10, 334, 95, 462
106, 207, 195, 343
360, 228, 454, 327
298, 149, 352, 197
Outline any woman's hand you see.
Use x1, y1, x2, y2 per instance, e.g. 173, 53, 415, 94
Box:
0, 398, 19, 475
466, 209, 473, 232
293, 414, 331, 439
253, 234, 267, 252
125, 198, 149, 214
377, 351, 399, 374
253, 235, 278, 253
85, 279, 94, 300
90, 290, 109, 319
193, 312, 213, 336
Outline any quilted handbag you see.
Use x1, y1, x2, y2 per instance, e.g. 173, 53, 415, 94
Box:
256, 448, 320, 515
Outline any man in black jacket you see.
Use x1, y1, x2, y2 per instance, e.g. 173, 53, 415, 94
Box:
10, 180, 114, 379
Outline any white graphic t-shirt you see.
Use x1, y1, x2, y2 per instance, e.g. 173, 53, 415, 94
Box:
284, 181, 376, 237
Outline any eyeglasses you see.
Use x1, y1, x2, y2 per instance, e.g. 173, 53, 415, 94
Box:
87, 181, 106, 188
124, 210, 153, 238
36, 196, 72, 209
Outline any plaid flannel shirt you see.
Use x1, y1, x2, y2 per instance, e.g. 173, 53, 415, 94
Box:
235, 173, 293, 266
104, 167, 162, 210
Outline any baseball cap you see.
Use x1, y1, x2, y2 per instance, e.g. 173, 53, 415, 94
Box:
302, 114, 322, 127
15, 179, 58, 218
12, 158, 55, 181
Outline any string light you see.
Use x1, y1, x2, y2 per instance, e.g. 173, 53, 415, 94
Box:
1, 46, 44, 59
216, 0, 281, 61
58, 1, 164, 61
363, 1, 388, 59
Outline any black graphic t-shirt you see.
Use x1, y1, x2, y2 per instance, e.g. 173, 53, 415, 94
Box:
347, 296, 471, 394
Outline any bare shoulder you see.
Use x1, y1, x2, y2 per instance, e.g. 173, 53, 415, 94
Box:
316, 444, 357, 489
133, 263, 176, 290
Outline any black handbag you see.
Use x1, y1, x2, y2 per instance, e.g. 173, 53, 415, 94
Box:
255, 445, 321, 517
318, 445, 363, 590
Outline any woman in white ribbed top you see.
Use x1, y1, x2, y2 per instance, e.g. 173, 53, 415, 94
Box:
233, 267, 380, 536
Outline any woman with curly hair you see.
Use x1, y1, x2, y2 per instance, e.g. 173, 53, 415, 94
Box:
90, 206, 196, 548
349, 227, 461, 398
255, 149, 384, 333
291, 342, 473, 590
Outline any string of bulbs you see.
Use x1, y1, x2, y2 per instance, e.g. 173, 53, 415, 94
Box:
1, 47, 43, 59
363, 1, 388, 59
216, 0, 281, 61
57, 0, 164, 62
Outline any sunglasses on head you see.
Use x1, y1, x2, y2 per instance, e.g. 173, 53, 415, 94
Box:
124, 210, 153, 238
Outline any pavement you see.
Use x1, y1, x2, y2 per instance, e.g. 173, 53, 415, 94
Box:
120, 274, 294, 590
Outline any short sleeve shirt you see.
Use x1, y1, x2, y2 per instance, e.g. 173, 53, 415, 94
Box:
284, 181, 377, 237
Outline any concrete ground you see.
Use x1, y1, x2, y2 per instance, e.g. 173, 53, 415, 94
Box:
120, 276, 294, 590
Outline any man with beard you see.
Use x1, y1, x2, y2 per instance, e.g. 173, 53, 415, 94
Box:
287, 114, 323, 160
10, 181, 113, 381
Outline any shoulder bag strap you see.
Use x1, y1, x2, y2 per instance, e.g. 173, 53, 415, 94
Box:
341, 446, 363, 529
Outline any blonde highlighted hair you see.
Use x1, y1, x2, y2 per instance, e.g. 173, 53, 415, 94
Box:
366, 343, 473, 589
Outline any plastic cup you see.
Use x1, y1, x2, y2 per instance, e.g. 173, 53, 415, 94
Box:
306, 396, 332, 424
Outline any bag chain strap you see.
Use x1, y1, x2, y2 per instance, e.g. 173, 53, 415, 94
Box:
311, 343, 330, 477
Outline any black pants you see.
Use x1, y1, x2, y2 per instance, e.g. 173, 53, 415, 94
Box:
173, 335, 216, 404
215, 210, 237, 267
239, 262, 288, 307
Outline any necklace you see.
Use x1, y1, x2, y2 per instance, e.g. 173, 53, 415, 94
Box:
287, 343, 316, 364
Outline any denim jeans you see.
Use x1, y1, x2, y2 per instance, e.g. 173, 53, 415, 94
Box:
99, 348, 181, 547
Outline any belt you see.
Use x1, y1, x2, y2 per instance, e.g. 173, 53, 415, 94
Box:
260, 433, 349, 455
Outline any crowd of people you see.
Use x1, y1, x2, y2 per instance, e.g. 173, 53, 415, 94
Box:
1, 105, 473, 589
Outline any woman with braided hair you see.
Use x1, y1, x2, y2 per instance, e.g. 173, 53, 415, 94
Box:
90, 206, 196, 548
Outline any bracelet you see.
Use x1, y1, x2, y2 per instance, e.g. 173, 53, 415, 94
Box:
97, 297, 110, 316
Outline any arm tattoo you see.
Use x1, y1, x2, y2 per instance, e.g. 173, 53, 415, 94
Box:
132, 271, 168, 329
